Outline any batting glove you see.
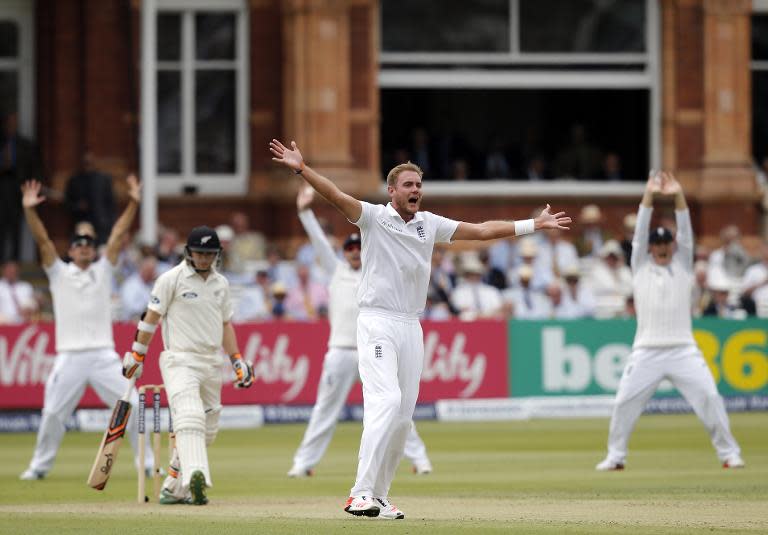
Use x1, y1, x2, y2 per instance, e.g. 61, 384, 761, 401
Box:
122, 351, 145, 379
230, 353, 254, 389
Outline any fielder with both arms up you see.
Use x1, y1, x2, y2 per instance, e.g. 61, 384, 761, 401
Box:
122, 226, 254, 505
596, 171, 744, 471
19, 175, 154, 481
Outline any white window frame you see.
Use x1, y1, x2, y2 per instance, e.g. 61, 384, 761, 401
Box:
0, 0, 34, 138
378, 0, 661, 187
141, 0, 248, 198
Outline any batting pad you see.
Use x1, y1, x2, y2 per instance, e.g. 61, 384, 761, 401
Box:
172, 389, 211, 487
205, 406, 222, 446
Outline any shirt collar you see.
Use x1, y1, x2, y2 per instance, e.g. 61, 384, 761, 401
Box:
182, 261, 198, 278
182, 260, 218, 280
66, 260, 94, 275
385, 203, 424, 224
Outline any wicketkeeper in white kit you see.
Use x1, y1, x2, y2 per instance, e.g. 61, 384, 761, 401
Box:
19, 176, 154, 480
288, 185, 433, 480
271, 138, 571, 519
596, 171, 744, 471
122, 225, 254, 505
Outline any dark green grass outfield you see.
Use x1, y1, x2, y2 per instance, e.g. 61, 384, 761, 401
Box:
1, 413, 766, 534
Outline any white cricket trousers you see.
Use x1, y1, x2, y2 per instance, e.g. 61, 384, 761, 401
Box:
160, 351, 222, 488
606, 345, 741, 463
26, 348, 153, 474
292, 347, 431, 471
350, 311, 424, 499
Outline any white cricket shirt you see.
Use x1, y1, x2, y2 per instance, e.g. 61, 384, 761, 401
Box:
299, 209, 359, 348
353, 202, 459, 317
45, 256, 115, 352
148, 261, 233, 355
631, 206, 696, 348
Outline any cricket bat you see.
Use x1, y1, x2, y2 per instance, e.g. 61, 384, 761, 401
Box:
87, 377, 136, 490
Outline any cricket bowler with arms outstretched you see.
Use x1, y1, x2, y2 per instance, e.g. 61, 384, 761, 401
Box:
288, 184, 433, 482
270, 139, 571, 519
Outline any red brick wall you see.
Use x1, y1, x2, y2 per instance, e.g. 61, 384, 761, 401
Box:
249, 0, 282, 173
32, 0, 762, 249
36, 0, 136, 190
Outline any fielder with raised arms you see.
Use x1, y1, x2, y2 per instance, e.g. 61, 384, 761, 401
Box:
596, 171, 744, 471
288, 185, 432, 484
19, 176, 154, 480
122, 226, 254, 505
270, 139, 571, 519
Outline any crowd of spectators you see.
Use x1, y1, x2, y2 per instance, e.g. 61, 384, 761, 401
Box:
385, 124, 631, 182
2, 202, 768, 325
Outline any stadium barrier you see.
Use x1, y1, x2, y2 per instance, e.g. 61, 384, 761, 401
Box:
1, 319, 765, 430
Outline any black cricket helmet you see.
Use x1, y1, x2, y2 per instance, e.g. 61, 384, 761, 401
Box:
186, 226, 221, 252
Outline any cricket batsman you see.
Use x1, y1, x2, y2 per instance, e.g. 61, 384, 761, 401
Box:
596, 171, 744, 471
122, 226, 254, 505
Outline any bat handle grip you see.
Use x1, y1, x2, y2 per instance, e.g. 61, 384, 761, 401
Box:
122, 376, 137, 402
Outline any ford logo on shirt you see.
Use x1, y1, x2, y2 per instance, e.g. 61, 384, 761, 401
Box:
182, 292, 198, 299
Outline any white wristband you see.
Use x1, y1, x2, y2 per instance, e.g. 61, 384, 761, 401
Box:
132, 341, 149, 354
137, 321, 157, 334
514, 219, 535, 236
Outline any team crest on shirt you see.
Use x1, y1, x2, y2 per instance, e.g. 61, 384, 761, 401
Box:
181, 292, 198, 299
374, 345, 383, 359
377, 218, 427, 242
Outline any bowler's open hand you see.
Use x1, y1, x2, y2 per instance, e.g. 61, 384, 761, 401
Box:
270, 139, 304, 173
534, 204, 572, 231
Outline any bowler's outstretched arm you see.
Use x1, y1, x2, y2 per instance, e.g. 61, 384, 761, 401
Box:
270, 139, 362, 223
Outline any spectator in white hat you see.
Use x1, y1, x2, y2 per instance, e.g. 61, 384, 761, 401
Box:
702, 270, 747, 319
589, 239, 633, 318
507, 237, 550, 291
554, 265, 596, 319
708, 225, 751, 284
575, 204, 610, 258
450, 253, 504, 321
503, 264, 551, 319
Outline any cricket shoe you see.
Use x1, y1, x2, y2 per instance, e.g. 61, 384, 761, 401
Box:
375, 497, 405, 520
287, 465, 314, 478
595, 458, 625, 471
412, 461, 432, 475
722, 454, 745, 469
343, 495, 380, 517
159, 488, 191, 505
189, 470, 208, 505
19, 468, 45, 481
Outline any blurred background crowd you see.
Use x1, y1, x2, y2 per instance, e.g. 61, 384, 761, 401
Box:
2, 198, 767, 326
1, 0, 768, 327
